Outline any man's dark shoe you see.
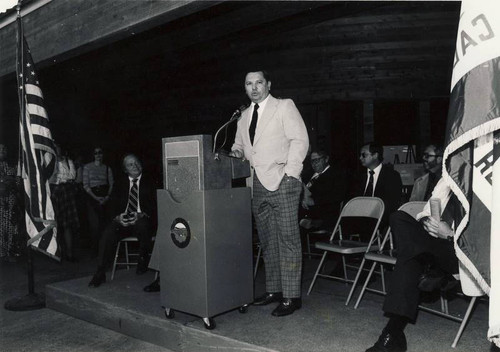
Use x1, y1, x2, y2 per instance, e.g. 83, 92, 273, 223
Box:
271, 298, 302, 317
143, 277, 160, 292
88, 271, 106, 288
253, 292, 283, 306
366, 328, 407, 352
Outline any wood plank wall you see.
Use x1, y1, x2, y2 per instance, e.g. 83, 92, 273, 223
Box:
0, 1, 460, 171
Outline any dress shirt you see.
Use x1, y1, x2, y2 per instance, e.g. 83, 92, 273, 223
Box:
247, 94, 270, 129
51, 159, 76, 184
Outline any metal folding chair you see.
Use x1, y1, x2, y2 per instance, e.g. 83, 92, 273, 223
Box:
307, 197, 385, 296
349, 201, 426, 306
350, 201, 481, 347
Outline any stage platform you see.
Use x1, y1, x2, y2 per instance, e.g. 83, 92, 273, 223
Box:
45, 259, 490, 352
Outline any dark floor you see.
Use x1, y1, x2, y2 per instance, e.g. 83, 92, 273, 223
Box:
0, 240, 494, 352
0, 241, 175, 352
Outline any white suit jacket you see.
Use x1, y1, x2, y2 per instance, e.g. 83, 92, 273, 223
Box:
231, 95, 309, 191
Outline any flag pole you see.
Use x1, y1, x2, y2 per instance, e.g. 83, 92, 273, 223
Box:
4, 0, 45, 312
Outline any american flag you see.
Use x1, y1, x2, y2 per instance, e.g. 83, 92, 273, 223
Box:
443, 0, 500, 345
17, 16, 59, 259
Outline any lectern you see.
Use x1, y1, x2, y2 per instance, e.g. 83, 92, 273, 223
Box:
157, 135, 253, 329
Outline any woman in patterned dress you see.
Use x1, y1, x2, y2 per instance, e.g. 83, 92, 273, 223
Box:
0, 144, 22, 261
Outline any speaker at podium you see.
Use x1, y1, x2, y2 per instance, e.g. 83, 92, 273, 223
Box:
157, 134, 253, 329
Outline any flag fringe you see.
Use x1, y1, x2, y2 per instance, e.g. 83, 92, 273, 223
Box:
443, 117, 500, 295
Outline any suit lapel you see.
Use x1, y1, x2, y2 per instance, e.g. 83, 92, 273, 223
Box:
374, 167, 384, 196
253, 95, 278, 146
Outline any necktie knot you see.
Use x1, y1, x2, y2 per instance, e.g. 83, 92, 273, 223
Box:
369, 170, 374, 176
132, 178, 138, 184
255, 103, 259, 111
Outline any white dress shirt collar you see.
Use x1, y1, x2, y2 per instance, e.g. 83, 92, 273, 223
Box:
248, 94, 271, 127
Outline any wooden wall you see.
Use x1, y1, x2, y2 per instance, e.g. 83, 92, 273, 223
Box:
0, 1, 461, 172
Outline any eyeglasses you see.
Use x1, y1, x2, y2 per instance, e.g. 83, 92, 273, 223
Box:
423, 153, 440, 159
94, 151, 103, 155
311, 158, 324, 164
360, 152, 372, 158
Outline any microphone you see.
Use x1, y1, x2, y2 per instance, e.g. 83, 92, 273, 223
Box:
213, 104, 249, 157
230, 104, 248, 121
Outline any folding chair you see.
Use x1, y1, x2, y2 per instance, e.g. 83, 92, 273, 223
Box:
307, 197, 385, 296
350, 201, 481, 347
349, 201, 426, 307
303, 201, 344, 259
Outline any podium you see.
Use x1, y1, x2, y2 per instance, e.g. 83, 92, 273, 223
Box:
157, 135, 253, 329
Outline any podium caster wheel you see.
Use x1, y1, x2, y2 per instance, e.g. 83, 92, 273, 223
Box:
164, 308, 175, 319
203, 317, 216, 330
238, 305, 249, 313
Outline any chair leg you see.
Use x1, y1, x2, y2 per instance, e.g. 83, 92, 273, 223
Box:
125, 242, 130, 270
354, 261, 378, 309
111, 241, 121, 281
306, 233, 312, 259
341, 255, 348, 281
307, 251, 328, 295
451, 297, 477, 348
380, 263, 386, 293
254, 245, 262, 279
346, 257, 367, 305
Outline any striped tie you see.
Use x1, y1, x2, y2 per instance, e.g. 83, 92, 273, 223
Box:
126, 178, 139, 214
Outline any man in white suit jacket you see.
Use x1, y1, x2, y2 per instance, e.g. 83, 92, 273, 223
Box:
231, 70, 309, 317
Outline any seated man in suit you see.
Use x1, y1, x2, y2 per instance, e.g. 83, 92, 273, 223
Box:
409, 144, 443, 202
300, 150, 347, 231
89, 154, 157, 287
357, 142, 403, 228
365, 177, 460, 352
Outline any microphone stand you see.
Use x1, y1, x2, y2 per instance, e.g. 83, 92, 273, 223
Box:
213, 106, 246, 160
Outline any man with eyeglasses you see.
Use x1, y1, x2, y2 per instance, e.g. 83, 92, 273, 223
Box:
366, 168, 460, 352
300, 150, 347, 231
88, 154, 157, 288
409, 144, 443, 202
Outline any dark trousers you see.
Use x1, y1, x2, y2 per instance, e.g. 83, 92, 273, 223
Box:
87, 199, 111, 254
253, 174, 303, 298
97, 216, 153, 271
383, 211, 458, 321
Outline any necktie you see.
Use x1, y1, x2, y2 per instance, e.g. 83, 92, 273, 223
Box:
306, 173, 319, 189
126, 178, 139, 214
249, 103, 259, 144
364, 170, 375, 196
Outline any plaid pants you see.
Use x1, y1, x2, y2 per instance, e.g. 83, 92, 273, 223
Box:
253, 174, 302, 298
